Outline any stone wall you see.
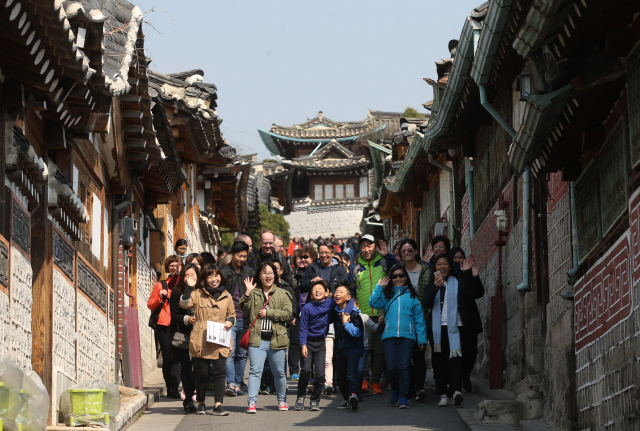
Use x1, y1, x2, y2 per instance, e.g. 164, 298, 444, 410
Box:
52, 268, 77, 416
76, 293, 112, 385
0, 290, 10, 360
9, 247, 33, 371
285, 205, 366, 240
136, 247, 156, 376
544, 183, 576, 429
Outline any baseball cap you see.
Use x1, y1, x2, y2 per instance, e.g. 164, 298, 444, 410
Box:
360, 234, 375, 244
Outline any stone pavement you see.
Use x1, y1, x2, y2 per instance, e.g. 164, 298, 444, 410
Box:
130, 368, 497, 431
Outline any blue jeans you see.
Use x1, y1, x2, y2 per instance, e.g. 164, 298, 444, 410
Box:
357, 350, 369, 384
335, 354, 361, 400
225, 319, 248, 387
248, 339, 287, 404
383, 337, 414, 399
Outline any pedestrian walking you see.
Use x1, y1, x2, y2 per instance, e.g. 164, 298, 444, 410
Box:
169, 262, 199, 412
250, 229, 293, 285
396, 238, 432, 401
148, 255, 181, 399
295, 280, 334, 411
333, 285, 364, 411
241, 262, 293, 413
299, 241, 349, 395
423, 254, 478, 407
369, 264, 427, 409
220, 241, 255, 397
348, 234, 389, 395
180, 264, 236, 416
355, 298, 380, 394
449, 247, 484, 392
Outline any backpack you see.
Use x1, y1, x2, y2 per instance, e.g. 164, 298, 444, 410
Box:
148, 280, 168, 329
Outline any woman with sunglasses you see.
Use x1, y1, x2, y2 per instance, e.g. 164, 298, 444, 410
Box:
241, 262, 293, 413
396, 238, 432, 401
422, 254, 476, 408
369, 264, 427, 409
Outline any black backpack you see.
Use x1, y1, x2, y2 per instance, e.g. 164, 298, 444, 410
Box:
148, 280, 168, 329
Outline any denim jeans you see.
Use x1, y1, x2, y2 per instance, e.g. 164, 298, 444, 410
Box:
357, 350, 369, 384
335, 354, 361, 400
248, 339, 287, 404
383, 337, 414, 399
225, 319, 248, 387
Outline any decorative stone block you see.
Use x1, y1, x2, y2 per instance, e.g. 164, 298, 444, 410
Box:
53, 269, 77, 382
0, 290, 10, 360
136, 248, 156, 375
76, 294, 110, 384
9, 247, 33, 370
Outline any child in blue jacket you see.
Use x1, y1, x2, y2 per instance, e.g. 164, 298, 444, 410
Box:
333, 284, 364, 411
369, 263, 427, 409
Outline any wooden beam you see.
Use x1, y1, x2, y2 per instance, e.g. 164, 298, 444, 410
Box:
126, 152, 149, 162
124, 138, 146, 149
123, 125, 144, 135
581, 125, 604, 152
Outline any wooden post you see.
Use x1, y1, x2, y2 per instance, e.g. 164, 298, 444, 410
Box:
31, 180, 54, 423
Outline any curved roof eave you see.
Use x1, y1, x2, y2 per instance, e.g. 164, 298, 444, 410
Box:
257, 125, 387, 156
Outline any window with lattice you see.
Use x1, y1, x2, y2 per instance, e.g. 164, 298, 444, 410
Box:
78, 179, 93, 245
473, 93, 512, 225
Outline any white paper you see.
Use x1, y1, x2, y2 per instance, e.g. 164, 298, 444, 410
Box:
206, 321, 231, 348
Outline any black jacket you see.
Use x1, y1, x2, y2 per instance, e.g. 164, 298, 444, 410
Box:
279, 280, 299, 318
299, 258, 348, 295
422, 270, 484, 334
220, 263, 256, 326
170, 287, 193, 335
248, 249, 293, 286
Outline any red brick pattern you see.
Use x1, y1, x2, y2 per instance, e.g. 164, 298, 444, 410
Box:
574, 233, 631, 350
547, 172, 569, 213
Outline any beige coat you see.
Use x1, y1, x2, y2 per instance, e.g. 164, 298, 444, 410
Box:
180, 288, 236, 360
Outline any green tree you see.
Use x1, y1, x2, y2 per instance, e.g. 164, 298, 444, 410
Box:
220, 204, 290, 247
403, 107, 426, 118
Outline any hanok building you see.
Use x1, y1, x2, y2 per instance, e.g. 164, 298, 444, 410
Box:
258, 111, 402, 239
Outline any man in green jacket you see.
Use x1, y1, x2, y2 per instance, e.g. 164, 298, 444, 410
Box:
348, 234, 388, 394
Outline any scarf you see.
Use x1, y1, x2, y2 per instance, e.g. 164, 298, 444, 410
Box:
431, 275, 462, 358
204, 285, 225, 301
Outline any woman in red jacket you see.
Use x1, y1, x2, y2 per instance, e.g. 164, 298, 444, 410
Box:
148, 255, 182, 398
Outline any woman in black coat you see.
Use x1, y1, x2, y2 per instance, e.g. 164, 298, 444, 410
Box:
170, 262, 198, 412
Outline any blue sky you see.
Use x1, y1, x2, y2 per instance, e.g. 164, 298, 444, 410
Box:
141, 0, 483, 160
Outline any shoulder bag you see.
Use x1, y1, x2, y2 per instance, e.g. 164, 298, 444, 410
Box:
239, 291, 272, 350
171, 331, 190, 350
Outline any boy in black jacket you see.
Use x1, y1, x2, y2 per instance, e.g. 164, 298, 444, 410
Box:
333, 284, 364, 411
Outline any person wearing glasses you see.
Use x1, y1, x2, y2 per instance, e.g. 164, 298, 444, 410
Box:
241, 262, 293, 413
249, 229, 293, 286
299, 241, 349, 395
394, 238, 432, 401
369, 264, 428, 409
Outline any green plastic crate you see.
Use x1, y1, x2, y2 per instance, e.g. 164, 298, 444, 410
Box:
67, 389, 109, 427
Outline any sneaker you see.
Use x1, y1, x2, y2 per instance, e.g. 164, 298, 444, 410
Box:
390, 390, 399, 407
259, 386, 270, 395
247, 403, 256, 414
398, 397, 409, 409
362, 380, 370, 392
324, 385, 334, 396
416, 389, 426, 401
349, 394, 359, 411
438, 395, 448, 407
371, 383, 383, 395
225, 387, 238, 397
236, 388, 247, 396
197, 403, 207, 415
183, 402, 197, 413
310, 400, 320, 411
379, 379, 389, 390
291, 373, 300, 381
213, 404, 229, 416
278, 402, 289, 411
337, 400, 350, 410
453, 391, 464, 406
294, 397, 305, 411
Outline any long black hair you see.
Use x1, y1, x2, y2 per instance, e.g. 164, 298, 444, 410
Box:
384, 263, 418, 300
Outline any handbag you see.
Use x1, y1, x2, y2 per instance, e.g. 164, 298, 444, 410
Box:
171, 332, 190, 350
148, 280, 168, 330
239, 292, 273, 350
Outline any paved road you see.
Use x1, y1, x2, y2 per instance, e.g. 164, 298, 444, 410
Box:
131, 377, 472, 431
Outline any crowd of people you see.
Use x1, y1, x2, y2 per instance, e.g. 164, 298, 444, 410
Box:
147, 230, 484, 415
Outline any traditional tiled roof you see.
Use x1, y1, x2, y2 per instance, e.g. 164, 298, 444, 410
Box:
283, 139, 370, 173
271, 111, 370, 140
